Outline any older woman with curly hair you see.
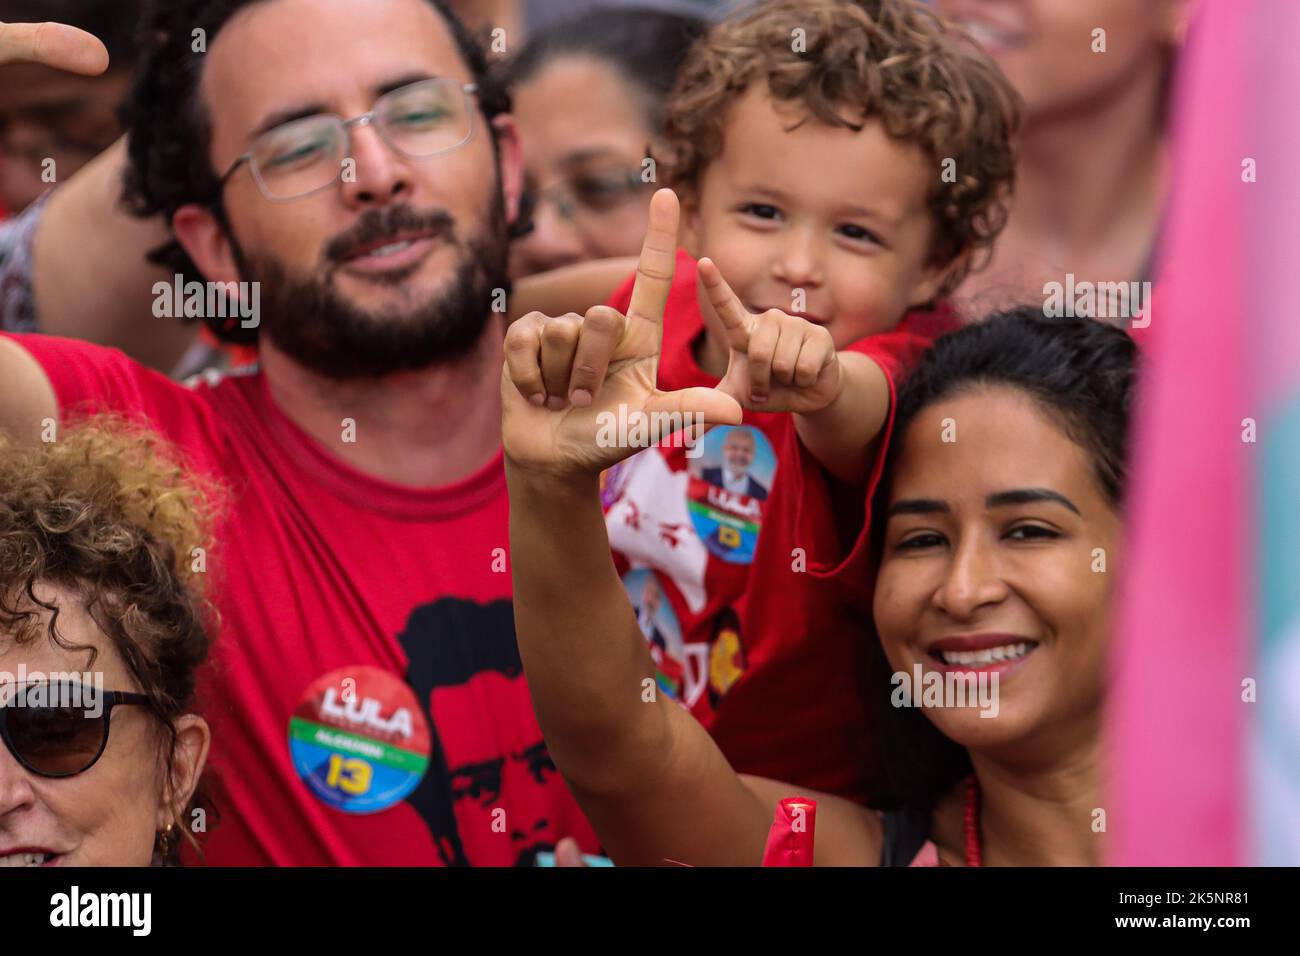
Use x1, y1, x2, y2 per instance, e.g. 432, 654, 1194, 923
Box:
0, 419, 215, 866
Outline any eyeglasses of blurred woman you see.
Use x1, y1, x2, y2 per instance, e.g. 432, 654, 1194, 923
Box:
0, 421, 215, 867
519, 162, 652, 249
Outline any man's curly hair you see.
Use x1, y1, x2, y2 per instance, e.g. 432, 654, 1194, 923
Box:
659, 0, 1022, 294
0, 419, 221, 864
120, 0, 511, 346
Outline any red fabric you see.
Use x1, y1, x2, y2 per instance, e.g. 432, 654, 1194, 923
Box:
6, 333, 598, 866
760, 797, 817, 866
601, 252, 957, 802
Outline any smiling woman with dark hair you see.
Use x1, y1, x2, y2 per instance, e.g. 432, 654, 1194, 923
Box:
502, 298, 1136, 866
863, 308, 1134, 864
0, 420, 215, 866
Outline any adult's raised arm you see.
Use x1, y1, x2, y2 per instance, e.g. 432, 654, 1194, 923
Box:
0, 16, 113, 433
508, 256, 638, 324
31, 138, 193, 371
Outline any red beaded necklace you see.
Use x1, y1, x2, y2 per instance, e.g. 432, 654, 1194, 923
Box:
963, 775, 982, 867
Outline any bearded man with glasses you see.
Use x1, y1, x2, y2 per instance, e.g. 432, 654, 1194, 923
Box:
0, 0, 599, 866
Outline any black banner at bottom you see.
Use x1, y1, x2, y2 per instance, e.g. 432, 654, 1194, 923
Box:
9, 865, 1284, 942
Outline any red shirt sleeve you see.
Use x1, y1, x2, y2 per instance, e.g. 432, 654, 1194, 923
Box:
792, 305, 958, 607
3, 332, 214, 443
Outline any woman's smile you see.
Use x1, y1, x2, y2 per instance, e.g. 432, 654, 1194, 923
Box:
923, 632, 1042, 678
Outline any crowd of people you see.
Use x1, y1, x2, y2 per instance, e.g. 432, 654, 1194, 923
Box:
0, 0, 1186, 867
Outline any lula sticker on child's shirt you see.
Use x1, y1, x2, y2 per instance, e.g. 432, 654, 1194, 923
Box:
686, 425, 777, 565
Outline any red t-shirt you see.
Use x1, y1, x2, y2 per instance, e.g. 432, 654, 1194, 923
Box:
600, 252, 956, 802
7, 333, 598, 866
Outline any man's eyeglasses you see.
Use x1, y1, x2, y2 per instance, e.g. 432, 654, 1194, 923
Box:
219, 77, 478, 202
0, 681, 151, 778
520, 165, 652, 231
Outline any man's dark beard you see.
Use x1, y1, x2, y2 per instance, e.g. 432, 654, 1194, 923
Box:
231, 195, 509, 380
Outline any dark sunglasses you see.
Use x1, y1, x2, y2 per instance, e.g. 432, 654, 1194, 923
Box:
0, 681, 151, 778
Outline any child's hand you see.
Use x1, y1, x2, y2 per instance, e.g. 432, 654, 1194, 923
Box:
502, 190, 742, 478
0, 21, 109, 73
699, 258, 842, 414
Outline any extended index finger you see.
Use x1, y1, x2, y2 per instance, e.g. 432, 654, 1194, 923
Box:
0, 22, 109, 73
698, 257, 753, 351
625, 188, 680, 328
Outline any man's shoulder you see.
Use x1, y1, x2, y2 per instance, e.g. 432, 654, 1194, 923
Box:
9, 332, 261, 452
7, 331, 174, 398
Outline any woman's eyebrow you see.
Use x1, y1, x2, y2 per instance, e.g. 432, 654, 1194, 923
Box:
886, 498, 949, 518
986, 488, 1081, 515
560, 147, 631, 168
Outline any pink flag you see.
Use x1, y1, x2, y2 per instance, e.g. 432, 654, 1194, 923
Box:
1108, 0, 1300, 865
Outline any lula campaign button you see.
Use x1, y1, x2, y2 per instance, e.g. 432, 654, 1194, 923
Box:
288, 665, 431, 814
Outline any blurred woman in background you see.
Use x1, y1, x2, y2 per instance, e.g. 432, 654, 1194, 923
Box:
504, 7, 706, 278
936, 0, 1191, 318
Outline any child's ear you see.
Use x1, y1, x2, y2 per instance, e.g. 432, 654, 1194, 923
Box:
906, 254, 956, 309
